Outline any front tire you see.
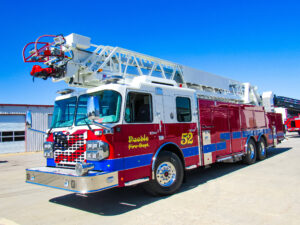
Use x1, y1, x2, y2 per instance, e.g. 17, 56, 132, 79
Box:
143, 151, 183, 196
243, 139, 257, 165
257, 139, 267, 160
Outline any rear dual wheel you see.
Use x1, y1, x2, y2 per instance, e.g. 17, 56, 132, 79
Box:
244, 138, 268, 164
243, 139, 257, 165
257, 139, 267, 160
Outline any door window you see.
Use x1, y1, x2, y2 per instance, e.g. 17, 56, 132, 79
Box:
176, 97, 191, 122
125, 92, 153, 123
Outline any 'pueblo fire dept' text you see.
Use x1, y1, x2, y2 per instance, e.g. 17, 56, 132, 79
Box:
128, 135, 149, 150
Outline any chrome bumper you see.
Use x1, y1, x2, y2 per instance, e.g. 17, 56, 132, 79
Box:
26, 167, 118, 194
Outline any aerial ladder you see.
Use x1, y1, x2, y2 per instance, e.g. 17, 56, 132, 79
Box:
23, 33, 263, 106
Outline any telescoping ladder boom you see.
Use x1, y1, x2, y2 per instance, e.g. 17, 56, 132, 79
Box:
23, 33, 262, 105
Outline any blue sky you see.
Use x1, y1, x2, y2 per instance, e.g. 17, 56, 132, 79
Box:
0, 0, 299, 104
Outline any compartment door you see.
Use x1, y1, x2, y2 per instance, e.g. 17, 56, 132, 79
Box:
229, 108, 242, 153
212, 108, 231, 156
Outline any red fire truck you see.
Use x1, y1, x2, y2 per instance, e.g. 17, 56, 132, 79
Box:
270, 96, 300, 135
23, 34, 284, 195
285, 115, 300, 134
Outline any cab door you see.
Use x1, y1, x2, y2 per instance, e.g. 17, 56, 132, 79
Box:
173, 92, 199, 165
115, 90, 158, 183
121, 91, 158, 158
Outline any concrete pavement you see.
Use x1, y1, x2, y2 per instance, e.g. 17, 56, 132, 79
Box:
0, 133, 299, 225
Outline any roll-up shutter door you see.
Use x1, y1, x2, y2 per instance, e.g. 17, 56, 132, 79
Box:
0, 115, 25, 153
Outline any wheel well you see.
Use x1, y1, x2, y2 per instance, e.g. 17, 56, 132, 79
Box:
258, 135, 267, 145
157, 144, 185, 168
152, 143, 186, 181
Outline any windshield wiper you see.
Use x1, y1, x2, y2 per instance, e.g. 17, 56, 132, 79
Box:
84, 118, 93, 132
76, 118, 93, 132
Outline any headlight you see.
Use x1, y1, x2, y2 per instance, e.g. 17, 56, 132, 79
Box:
43, 142, 53, 158
86, 140, 109, 161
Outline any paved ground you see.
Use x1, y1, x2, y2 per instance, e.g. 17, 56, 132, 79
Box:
0, 133, 299, 225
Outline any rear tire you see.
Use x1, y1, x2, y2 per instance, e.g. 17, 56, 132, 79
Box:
143, 151, 183, 196
257, 138, 267, 160
298, 131, 300, 135
243, 139, 257, 165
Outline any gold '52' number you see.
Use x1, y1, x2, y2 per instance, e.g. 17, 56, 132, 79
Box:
181, 133, 193, 145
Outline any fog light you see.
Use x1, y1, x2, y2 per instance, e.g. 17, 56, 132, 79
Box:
75, 162, 94, 176
43, 142, 53, 158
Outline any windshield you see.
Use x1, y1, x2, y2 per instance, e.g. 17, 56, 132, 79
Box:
51, 97, 77, 128
75, 90, 122, 126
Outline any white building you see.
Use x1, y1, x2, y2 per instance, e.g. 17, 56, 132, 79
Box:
0, 104, 53, 153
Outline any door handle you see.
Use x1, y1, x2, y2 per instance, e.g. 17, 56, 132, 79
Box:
149, 131, 157, 135
189, 128, 196, 132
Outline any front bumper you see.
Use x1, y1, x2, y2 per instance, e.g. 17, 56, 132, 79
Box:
26, 167, 118, 194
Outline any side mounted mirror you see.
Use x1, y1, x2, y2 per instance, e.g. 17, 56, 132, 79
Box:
87, 96, 100, 121
26, 110, 32, 129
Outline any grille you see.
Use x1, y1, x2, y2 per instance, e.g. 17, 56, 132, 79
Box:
53, 133, 86, 168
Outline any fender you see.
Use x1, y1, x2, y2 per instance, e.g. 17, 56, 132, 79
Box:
257, 133, 265, 143
151, 142, 184, 179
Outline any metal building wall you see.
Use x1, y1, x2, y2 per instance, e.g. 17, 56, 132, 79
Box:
26, 106, 53, 152
0, 105, 53, 152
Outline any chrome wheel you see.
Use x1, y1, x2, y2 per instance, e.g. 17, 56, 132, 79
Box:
260, 142, 266, 156
156, 162, 176, 187
257, 139, 267, 160
243, 139, 257, 165
249, 144, 255, 159
143, 151, 183, 196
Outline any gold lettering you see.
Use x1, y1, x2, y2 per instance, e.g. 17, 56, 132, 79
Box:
128, 136, 133, 143
128, 134, 150, 150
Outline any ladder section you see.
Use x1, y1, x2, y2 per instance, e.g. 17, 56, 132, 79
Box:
181, 66, 245, 103
61, 43, 185, 87
23, 33, 262, 105
56, 34, 246, 103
